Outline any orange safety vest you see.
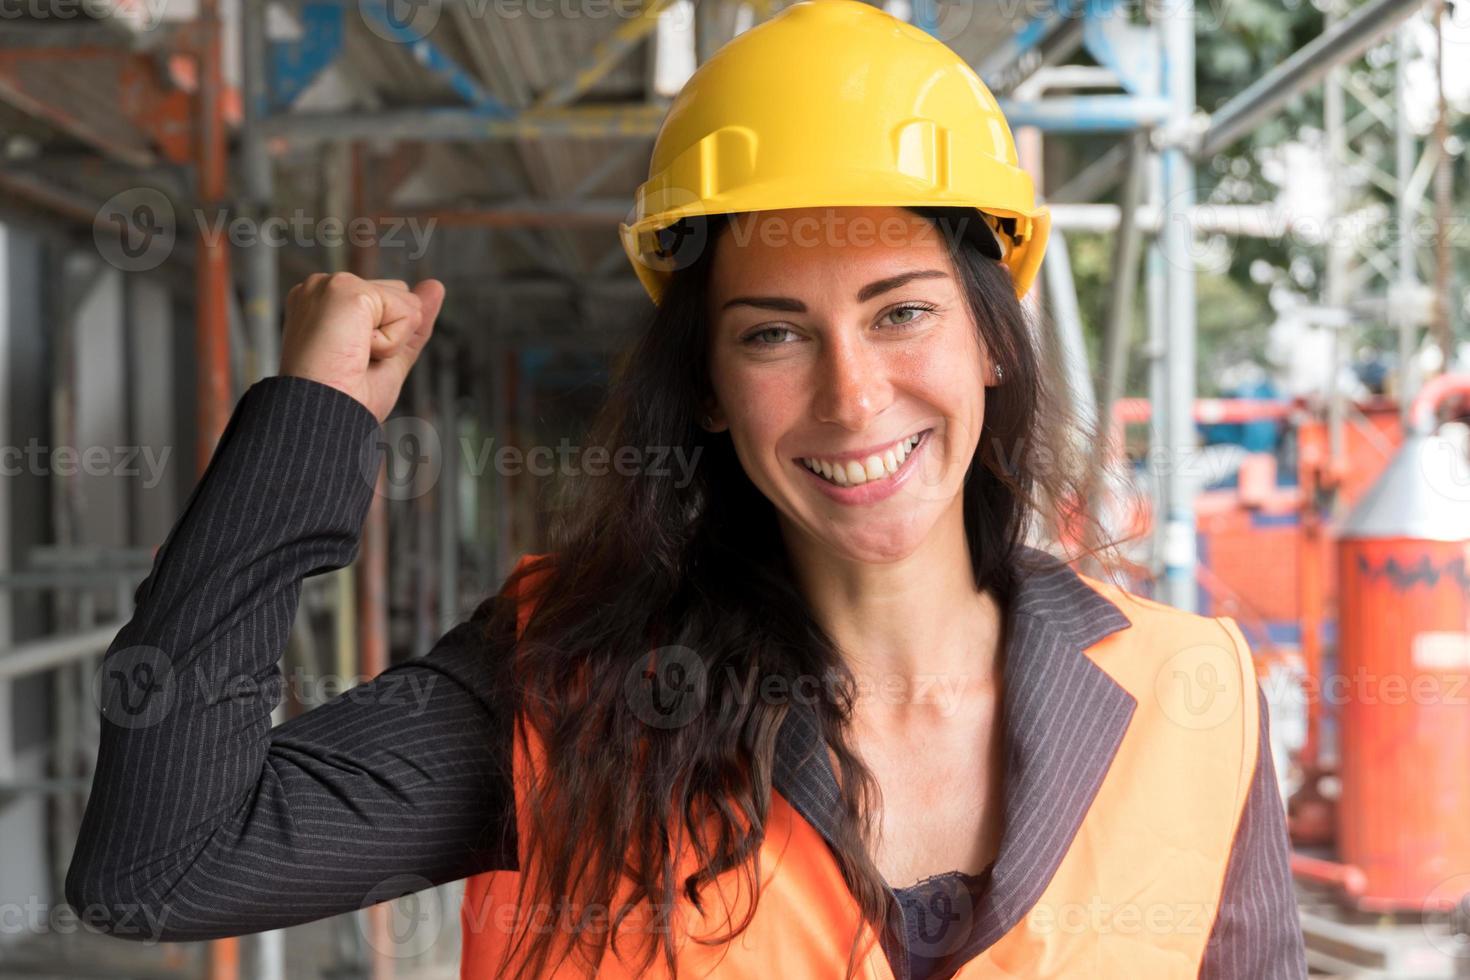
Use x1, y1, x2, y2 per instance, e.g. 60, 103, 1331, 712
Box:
460, 551, 1260, 979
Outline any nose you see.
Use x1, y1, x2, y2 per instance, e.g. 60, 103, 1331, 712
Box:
811, 332, 891, 431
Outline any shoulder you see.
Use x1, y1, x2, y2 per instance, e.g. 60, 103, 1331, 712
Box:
1058, 570, 1264, 842
1077, 570, 1262, 797
1078, 570, 1256, 683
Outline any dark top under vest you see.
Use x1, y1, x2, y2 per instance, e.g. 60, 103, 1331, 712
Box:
891, 865, 994, 979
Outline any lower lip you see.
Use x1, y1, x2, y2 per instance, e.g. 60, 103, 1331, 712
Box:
796, 429, 933, 506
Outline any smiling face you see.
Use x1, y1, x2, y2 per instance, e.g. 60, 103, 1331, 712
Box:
704, 206, 996, 565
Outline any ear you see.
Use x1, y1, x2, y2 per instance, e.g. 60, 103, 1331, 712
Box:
700, 395, 728, 432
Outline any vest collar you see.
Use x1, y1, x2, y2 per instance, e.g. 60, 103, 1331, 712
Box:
770, 544, 1136, 979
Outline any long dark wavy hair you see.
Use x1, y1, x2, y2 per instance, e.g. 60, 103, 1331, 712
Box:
477, 206, 1127, 978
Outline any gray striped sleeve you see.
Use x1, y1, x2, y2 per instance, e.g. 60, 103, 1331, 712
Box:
1198, 684, 1307, 978
65, 375, 518, 943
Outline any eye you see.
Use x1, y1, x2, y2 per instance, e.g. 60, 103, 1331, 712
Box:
740, 325, 800, 347
882, 302, 938, 328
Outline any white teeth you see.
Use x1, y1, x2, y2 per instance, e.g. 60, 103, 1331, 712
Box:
800, 430, 926, 488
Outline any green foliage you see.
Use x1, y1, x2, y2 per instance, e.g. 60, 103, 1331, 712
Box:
1060, 0, 1467, 398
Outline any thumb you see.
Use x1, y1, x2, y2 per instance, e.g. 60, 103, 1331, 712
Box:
371, 279, 444, 396
413, 279, 446, 333
382, 279, 445, 372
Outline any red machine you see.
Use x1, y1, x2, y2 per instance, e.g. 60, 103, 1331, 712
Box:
1336, 378, 1470, 911
1111, 376, 1470, 918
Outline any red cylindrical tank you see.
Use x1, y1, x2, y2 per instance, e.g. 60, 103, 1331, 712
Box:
1336, 422, 1470, 911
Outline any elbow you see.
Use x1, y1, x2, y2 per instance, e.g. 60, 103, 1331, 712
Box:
64, 859, 178, 943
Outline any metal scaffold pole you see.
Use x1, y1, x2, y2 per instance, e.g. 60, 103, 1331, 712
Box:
241, 0, 279, 383
194, 2, 237, 980
1395, 20, 1418, 425
1160, 0, 1199, 612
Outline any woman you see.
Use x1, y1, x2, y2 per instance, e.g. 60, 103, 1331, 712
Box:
67, 2, 1306, 978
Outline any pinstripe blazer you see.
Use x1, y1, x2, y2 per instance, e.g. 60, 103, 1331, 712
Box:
66, 375, 1306, 978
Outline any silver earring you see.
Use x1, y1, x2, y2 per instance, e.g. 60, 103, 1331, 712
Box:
994, 363, 1005, 383
702, 413, 714, 429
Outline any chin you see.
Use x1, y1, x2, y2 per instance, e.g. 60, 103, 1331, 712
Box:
805, 511, 937, 565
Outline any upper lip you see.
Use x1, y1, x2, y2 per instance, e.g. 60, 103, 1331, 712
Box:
794, 427, 930, 464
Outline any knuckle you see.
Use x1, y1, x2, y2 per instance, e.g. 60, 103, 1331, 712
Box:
324, 271, 359, 293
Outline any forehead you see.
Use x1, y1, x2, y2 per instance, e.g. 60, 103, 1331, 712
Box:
708, 206, 952, 300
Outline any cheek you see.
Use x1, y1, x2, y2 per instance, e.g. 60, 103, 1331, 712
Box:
710, 357, 806, 451
739, 376, 806, 452
895, 329, 988, 411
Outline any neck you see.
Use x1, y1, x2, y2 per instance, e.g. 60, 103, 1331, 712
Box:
781, 503, 1005, 721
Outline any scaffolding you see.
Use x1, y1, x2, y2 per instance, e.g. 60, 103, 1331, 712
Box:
0, 0, 1461, 976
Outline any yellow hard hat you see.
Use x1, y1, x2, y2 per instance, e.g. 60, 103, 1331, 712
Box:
619, 0, 1050, 305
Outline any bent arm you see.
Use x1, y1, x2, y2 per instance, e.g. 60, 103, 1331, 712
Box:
66, 376, 517, 942
1198, 684, 1307, 978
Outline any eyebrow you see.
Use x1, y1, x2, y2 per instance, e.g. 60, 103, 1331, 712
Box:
719, 269, 950, 313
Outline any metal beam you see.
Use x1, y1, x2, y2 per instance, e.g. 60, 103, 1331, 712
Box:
532, 0, 681, 110
1049, 139, 1131, 203
470, 276, 645, 295
1198, 0, 1425, 159
358, 0, 512, 116
997, 94, 1170, 131
1046, 201, 1348, 237
263, 93, 1171, 144
1042, 229, 1098, 434
1098, 131, 1147, 438
0, 52, 157, 168
259, 104, 667, 144
269, 1, 343, 111
0, 20, 141, 49
0, 624, 128, 682
979, 0, 1086, 95
382, 198, 629, 228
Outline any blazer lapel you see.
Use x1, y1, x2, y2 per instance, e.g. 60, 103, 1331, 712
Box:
768, 545, 1137, 977
962, 546, 1136, 956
